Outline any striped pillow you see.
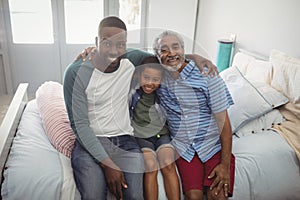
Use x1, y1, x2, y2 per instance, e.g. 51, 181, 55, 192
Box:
36, 81, 75, 157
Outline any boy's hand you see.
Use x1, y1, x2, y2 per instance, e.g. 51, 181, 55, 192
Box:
74, 46, 97, 61
100, 158, 128, 200
208, 163, 230, 197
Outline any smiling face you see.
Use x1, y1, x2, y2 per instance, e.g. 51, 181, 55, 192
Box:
95, 26, 127, 71
156, 34, 185, 71
140, 67, 163, 94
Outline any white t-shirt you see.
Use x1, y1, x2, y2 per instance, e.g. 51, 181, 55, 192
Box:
86, 59, 135, 137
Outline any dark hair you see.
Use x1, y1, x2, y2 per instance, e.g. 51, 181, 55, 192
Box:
140, 56, 163, 72
98, 16, 127, 36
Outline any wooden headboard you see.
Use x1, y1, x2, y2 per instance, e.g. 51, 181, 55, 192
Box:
0, 83, 29, 184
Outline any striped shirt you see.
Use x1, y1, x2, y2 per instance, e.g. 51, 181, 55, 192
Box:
157, 60, 234, 162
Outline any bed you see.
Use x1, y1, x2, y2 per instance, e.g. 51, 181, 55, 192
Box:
1, 49, 300, 200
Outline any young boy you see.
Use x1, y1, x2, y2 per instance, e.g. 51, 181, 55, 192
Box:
129, 56, 180, 200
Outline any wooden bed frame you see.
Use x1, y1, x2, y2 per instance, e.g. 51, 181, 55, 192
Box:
0, 83, 29, 185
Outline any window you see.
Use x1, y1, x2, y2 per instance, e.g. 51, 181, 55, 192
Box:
7, 0, 145, 45
65, 0, 144, 45
119, 0, 142, 44
64, 0, 104, 44
8, 0, 54, 44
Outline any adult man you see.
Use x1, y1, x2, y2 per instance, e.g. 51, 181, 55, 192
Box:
153, 30, 235, 200
64, 16, 144, 200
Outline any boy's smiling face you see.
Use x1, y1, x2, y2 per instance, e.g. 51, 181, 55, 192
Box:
96, 26, 127, 71
140, 67, 163, 94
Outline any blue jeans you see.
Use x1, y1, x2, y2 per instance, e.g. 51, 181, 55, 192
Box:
71, 135, 144, 200
135, 133, 172, 151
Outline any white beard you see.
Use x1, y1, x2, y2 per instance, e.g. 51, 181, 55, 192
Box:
161, 62, 182, 71
159, 54, 185, 72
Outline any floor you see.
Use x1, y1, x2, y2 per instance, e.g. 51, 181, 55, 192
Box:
0, 95, 13, 126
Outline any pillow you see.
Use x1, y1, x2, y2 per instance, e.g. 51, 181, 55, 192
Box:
220, 66, 272, 132
235, 109, 285, 137
270, 49, 300, 104
245, 60, 273, 84
251, 82, 289, 108
231, 52, 255, 75
36, 81, 75, 157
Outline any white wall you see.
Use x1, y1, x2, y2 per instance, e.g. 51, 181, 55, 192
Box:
195, 0, 300, 62
145, 0, 198, 53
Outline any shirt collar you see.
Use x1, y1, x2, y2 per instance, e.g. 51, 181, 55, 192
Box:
180, 59, 195, 80
163, 59, 195, 81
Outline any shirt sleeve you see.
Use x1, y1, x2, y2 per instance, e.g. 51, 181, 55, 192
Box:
125, 48, 153, 66
207, 76, 234, 114
63, 60, 109, 164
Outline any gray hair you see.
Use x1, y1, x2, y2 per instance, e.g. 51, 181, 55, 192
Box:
153, 30, 185, 56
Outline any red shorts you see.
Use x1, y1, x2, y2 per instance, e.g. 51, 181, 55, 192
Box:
176, 151, 235, 196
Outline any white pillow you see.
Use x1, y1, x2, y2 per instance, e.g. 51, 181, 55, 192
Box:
245, 60, 273, 84
231, 52, 255, 75
270, 49, 300, 104
220, 66, 272, 133
235, 109, 285, 137
251, 82, 289, 108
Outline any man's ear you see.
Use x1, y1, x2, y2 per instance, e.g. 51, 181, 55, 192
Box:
156, 55, 162, 64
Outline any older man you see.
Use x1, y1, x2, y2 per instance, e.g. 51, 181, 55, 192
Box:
153, 30, 235, 200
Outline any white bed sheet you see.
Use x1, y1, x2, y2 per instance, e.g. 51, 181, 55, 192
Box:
2, 100, 300, 200
1, 100, 79, 200
0, 100, 174, 200
231, 131, 300, 200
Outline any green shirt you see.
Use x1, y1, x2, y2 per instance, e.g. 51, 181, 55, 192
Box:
132, 93, 169, 138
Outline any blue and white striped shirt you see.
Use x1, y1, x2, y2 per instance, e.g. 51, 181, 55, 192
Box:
157, 60, 234, 162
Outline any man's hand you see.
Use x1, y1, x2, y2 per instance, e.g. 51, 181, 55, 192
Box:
208, 163, 230, 197
199, 59, 219, 77
74, 46, 97, 61
100, 158, 127, 200
186, 54, 219, 77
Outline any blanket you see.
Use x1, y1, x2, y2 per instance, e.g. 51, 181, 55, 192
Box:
272, 102, 300, 161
